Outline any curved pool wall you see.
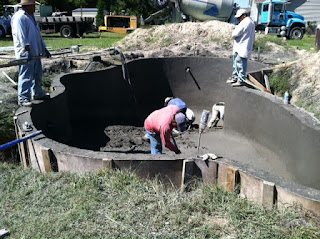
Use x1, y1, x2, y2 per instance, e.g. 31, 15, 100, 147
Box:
16, 57, 320, 214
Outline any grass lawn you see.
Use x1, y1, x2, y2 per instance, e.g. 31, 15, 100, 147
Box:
1, 163, 319, 239
287, 35, 316, 52
0, 32, 125, 52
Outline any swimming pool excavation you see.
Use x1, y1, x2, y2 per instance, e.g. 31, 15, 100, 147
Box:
14, 57, 320, 215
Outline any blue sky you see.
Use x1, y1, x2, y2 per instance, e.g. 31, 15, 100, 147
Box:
234, 0, 250, 8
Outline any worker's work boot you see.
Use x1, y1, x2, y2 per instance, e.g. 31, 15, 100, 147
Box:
19, 99, 32, 107
231, 81, 243, 87
208, 119, 219, 128
226, 77, 237, 84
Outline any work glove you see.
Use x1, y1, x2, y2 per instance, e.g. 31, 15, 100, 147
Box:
44, 48, 51, 58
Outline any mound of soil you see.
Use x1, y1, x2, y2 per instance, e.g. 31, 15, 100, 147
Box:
115, 21, 298, 63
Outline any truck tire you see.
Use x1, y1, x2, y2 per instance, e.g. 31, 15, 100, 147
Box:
153, 0, 169, 8
60, 25, 73, 38
289, 27, 304, 40
0, 26, 5, 38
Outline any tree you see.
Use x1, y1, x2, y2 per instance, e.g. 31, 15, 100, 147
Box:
96, 0, 106, 27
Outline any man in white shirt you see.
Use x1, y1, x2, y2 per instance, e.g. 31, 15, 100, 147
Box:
207, 102, 225, 128
226, 9, 255, 87
11, 0, 51, 106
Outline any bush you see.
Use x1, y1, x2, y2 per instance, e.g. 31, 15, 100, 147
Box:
269, 69, 291, 96
253, 35, 288, 53
306, 21, 317, 36
0, 96, 19, 163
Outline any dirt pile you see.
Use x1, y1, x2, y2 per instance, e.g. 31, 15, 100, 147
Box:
115, 21, 297, 63
116, 21, 235, 58
283, 51, 320, 119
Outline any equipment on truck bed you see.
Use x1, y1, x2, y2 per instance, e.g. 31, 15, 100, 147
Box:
98, 15, 137, 34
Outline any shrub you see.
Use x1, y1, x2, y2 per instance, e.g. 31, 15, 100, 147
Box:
269, 69, 291, 96
306, 21, 317, 36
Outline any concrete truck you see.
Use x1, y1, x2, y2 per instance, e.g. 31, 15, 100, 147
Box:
152, 0, 305, 39
151, 0, 236, 23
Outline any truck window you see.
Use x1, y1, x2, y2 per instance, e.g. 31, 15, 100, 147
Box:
274, 4, 284, 12
263, 4, 269, 12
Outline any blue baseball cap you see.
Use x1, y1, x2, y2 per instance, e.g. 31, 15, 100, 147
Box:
168, 98, 187, 113
175, 112, 187, 132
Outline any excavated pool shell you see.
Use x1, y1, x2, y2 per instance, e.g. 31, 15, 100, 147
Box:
16, 57, 320, 215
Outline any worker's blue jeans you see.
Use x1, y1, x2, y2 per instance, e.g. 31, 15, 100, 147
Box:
232, 53, 248, 82
18, 58, 45, 103
146, 129, 162, 154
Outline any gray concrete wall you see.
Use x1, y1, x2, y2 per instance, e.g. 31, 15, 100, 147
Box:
224, 86, 320, 189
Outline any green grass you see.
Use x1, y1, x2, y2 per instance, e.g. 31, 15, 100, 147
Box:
287, 35, 316, 52
1, 163, 320, 239
160, 36, 172, 48
0, 32, 125, 52
254, 35, 289, 52
253, 34, 316, 53
0, 94, 19, 163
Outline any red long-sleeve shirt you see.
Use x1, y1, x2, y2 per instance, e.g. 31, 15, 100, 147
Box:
144, 105, 180, 153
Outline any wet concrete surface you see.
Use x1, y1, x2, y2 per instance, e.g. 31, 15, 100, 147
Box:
90, 122, 293, 183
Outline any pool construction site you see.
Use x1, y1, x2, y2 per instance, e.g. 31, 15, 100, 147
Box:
13, 56, 320, 215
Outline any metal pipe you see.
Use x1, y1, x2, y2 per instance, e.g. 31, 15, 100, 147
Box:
0, 130, 42, 151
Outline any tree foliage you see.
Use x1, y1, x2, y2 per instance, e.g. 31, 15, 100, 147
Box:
96, 0, 106, 27
0, 0, 157, 19
106, 0, 157, 18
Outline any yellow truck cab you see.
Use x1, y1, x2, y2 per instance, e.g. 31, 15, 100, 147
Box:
98, 15, 137, 34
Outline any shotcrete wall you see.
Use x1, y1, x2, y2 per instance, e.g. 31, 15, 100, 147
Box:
224, 87, 320, 189
24, 57, 320, 192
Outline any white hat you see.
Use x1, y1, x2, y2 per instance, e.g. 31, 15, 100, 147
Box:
235, 9, 247, 18
185, 108, 195, 123
20, 0, 35, 5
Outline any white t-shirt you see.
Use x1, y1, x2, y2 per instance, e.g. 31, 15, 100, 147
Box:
232, 16, 255, 59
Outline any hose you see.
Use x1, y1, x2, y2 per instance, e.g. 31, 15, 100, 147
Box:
0, 130, 42, 151
233, 54, 264, 92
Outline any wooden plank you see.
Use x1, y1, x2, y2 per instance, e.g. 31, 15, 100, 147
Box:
41, 147, 53, 173
17, 129, 28, 168
247, 74, 271, 94
102, 158, 113, 168
227, 166, 240, 192
181, 159, 195, 191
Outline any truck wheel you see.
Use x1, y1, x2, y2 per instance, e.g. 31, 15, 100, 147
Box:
289, 27, 304, 40
60, 25, 73, 38
153, 0, 169, 8
0, 27, 5, 38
